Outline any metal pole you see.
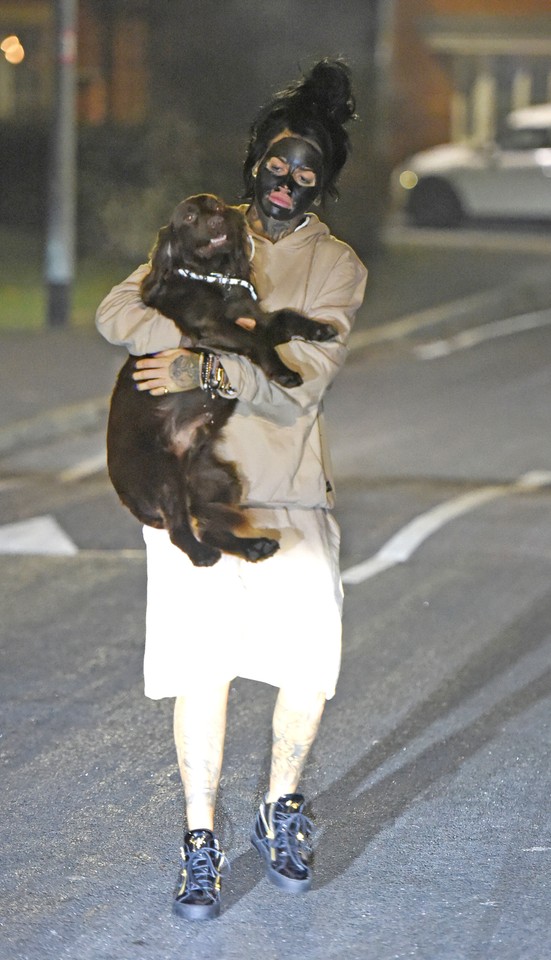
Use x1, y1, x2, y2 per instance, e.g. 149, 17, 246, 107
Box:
373, 0, 396, 161
45, 0, 78, 328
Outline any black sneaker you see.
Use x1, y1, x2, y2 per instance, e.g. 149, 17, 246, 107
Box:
173, 829, 228, 920
251, 793, 314, 892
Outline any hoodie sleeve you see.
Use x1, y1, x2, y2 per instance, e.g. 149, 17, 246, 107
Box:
95, 264, 183, 355
219, 246, 367, 417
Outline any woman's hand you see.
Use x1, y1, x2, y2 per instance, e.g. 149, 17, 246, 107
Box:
236, 316, 256, 330
132, 348, 201, 396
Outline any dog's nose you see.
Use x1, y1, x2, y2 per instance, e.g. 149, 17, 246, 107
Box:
207, 213, 226, 234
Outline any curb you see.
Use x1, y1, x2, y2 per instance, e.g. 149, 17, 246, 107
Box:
0, 396, 109, 456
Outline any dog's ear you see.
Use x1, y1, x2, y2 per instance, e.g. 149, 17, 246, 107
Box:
141, 224, 173, 305
225, 212, 252, 280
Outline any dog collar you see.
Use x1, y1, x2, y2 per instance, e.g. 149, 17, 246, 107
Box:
176, 267, 258, 301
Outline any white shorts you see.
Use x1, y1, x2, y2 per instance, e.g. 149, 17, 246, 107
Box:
143, 507, 343, 701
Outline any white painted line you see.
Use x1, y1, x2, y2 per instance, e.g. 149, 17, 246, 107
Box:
349, 286, 503, 352
385, 224, 551, 255
58, 451, 107, 483
0, 515, 79, 556
414, 308, 551, 360
0, 478, 30, 493
341, 471, 551, 586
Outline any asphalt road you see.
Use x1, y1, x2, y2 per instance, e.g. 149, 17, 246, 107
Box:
1, 226, 551, 960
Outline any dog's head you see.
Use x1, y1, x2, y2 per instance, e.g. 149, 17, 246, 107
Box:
148, 194, 252, 281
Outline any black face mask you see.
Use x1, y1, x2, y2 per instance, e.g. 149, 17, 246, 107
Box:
254, 137, 324, 223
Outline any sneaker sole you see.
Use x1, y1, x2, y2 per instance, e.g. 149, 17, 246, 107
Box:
250, 833, 312, 893
172, 898, 221, 920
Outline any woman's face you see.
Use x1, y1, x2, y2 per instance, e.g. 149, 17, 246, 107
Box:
253, 136, 324, 223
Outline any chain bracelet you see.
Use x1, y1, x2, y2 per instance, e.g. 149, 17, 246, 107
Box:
199, 352, 236, 398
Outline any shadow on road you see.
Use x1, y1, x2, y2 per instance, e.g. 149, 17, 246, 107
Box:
223, 588, 551, 912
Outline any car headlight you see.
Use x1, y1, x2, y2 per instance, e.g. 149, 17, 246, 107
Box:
398, 170, 419, 190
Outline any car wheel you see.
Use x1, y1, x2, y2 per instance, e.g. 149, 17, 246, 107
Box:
406, 177, 463, 228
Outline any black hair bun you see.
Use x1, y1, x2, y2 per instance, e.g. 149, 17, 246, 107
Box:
279, 58, 356, 127
302, 58, 356, 124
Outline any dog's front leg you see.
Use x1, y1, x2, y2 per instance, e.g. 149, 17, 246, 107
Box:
268, 309, 338, 344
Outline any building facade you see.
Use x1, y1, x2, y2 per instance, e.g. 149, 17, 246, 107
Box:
391, 0, 551, 161
0, 0, 150, 126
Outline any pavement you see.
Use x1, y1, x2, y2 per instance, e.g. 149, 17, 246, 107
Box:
2, 233, 551, 460
0, 327, 126, 456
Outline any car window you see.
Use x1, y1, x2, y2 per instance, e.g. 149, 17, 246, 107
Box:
498, 127, 551, 150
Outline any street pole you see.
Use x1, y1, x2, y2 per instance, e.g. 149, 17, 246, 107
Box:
45, 0, 78, 328
373, 0, 396, 163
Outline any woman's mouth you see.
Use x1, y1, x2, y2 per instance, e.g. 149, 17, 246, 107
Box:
268, 190, 293, 210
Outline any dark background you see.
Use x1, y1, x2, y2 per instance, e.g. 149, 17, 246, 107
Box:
1, 0, 386, 260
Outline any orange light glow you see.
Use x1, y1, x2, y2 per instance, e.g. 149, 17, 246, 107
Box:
0, 34, 19, 53
5, 45, 24, 64
1, 34, 24, 63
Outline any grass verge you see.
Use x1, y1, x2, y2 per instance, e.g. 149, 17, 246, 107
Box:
0, 226, 135, 332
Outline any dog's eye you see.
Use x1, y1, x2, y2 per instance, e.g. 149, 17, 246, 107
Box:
184, 213, 197, 223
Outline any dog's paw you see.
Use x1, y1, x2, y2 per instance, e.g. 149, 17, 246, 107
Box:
273, 369, 303, 388
188, 544, 222, 567
309, 322, 338, 341
242, 537, 280, 562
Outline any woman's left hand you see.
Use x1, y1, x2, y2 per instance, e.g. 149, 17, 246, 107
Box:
132, 348, 201, 396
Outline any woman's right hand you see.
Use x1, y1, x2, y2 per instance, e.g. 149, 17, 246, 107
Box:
132, 348, 201, 396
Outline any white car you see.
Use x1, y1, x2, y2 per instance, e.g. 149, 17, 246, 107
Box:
393, 103, 551, 227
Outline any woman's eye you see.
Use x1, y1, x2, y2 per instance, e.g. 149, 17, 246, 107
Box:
296, 173, 316, 186
266, 160, 287, 175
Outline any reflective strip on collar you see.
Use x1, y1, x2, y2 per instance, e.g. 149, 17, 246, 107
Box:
176, 267, 258, 301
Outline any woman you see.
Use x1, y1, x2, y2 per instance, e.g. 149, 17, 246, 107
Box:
96, 58, 367, 920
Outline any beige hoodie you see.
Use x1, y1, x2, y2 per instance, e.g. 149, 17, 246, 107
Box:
96, 212, 367, 508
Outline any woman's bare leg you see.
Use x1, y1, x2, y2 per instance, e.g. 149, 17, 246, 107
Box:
173, 683, 230, 831
266, 687, 326, 802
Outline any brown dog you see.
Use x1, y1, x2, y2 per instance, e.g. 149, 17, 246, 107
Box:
107, 194, 337, 567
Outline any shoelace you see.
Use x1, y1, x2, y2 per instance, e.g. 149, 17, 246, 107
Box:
272, 808, 315, 871
179, 843, 229, 899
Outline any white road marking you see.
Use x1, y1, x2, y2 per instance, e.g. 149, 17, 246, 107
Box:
58, 451, 107, 483
414, 308, 551, 360
385, 223, 551, 255
341, 471, 551, 586
0, 515, 78, 556
348, 286, 505, 352
0, 478, 31, 492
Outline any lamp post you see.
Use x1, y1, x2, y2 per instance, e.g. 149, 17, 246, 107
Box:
45, 0, 78, 328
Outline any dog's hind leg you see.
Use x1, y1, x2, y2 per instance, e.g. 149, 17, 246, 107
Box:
168, 518, 222, 567
199, 518, 280, 563
187, 445, 279, 562
159, 480, 222, 567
